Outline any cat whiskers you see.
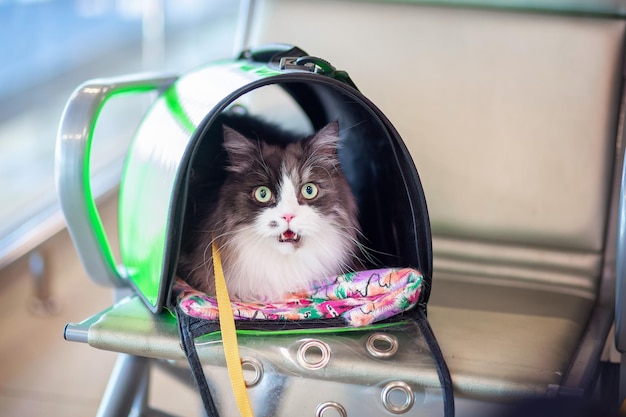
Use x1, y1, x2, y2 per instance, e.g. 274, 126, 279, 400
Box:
254, 139, 274, 178
187, 226, 254, 277
338, 119, 367, 134
302, 160, 340, 186
333, 223, 390, 269
304, 227, 362, 275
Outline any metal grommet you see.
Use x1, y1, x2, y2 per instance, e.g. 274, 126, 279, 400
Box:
297, 339, 331, 370
241, 357, 263, 388
381, 381, 414, 414
315, 401, 347, 417
366, 333, 399, 359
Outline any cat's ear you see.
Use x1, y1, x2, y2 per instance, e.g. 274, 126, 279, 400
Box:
308, 120, 341, 157
222, 125, 257, 173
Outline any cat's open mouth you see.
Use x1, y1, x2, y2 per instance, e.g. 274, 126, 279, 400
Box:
279, 230, 300, 243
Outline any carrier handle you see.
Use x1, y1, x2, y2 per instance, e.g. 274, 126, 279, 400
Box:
239, 43, 358, 90
55, 74, 178, 287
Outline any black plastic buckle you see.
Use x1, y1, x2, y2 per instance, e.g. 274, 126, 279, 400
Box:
278, 56, 335, 75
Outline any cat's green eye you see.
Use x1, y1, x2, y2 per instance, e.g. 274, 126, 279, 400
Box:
253, 186, 272, 203
301, 183, 319, 200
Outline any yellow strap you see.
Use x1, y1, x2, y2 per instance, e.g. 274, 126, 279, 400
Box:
212, 242, 254, 417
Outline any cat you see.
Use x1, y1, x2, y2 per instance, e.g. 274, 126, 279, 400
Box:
177, 113, 363, 303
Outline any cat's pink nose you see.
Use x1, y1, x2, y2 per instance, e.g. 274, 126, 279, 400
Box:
282, 214, 295, 223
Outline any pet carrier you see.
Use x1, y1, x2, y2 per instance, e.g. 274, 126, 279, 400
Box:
58, 43, 453, 416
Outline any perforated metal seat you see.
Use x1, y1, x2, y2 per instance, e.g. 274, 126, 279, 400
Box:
58, 48, 448, 416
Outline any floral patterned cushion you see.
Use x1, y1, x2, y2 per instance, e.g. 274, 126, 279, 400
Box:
175, 268, 423, 327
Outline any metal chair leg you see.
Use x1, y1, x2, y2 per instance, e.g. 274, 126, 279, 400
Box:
28, 249, 60, 315
97, 354, 150, 417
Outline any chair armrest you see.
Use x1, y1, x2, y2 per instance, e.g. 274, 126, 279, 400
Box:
55, 73, 178, 287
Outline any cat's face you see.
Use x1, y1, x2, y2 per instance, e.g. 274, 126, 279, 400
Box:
218, 121, 355, 255
252, 168, 333, 255
210, 121, 360, 300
